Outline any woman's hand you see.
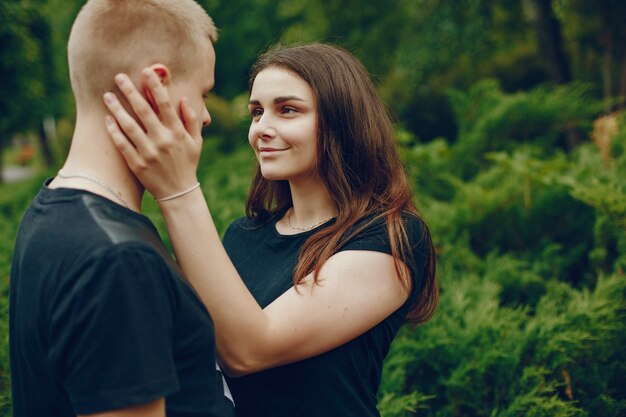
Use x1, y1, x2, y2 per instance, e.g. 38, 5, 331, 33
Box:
103, 68, 202, 200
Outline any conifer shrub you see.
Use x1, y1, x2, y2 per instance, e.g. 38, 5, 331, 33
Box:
379, 263, 626, 417
446, 80, 605, 179
383, 91, 626, 416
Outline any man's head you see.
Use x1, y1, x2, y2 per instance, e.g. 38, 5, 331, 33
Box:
68, 0, 216, 126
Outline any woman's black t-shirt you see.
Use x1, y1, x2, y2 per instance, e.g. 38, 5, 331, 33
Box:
222, 214, 429, 417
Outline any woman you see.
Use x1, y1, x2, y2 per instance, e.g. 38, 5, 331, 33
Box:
104, 43, 437, 417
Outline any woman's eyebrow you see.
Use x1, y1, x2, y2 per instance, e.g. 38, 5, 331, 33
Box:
248, 96, 307, 106
273, 95, 306, 103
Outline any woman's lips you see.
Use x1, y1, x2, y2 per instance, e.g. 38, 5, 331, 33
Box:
259, 147, 289, 153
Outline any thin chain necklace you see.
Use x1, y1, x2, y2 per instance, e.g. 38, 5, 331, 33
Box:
57, 171, 132, 210
287, 207, 335, 231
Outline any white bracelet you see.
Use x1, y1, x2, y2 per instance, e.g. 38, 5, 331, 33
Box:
156, 182, 201, 202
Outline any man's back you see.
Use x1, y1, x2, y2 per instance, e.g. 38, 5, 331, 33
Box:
10, 182, 234, 416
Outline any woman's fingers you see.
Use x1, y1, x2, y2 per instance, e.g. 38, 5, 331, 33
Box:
180, 97, 202, 144
141, 68, 180, 129
103, 70, 202, 199
113, 73, 168, 136
104, 115, 145, 172
103, 91, 153, 155
140, 67, 203, 145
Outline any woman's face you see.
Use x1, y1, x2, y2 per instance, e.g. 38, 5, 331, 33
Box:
248, 66, 318, 182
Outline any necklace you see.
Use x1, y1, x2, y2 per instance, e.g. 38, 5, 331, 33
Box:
287, 207, 335, 231
57, 171, 132, 210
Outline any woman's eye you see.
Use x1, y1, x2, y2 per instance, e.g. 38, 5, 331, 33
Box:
250, 108, 263, 118
281, 106, 297, 114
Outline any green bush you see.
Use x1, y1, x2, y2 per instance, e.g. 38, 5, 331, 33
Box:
379, 86, 626, 416
379, 265, 626, 417
446, 80, 606, 179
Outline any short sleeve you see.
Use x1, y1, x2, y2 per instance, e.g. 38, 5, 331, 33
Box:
338, 215, 430, 301
222, 218, 241, 245
47, 245, 180, 414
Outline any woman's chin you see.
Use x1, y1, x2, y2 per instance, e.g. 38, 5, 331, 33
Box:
260, 170, 286, 181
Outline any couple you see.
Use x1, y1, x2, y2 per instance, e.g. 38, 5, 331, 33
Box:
9, 0, 438, 416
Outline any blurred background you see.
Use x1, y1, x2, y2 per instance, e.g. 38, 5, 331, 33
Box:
1, 0, 625, 416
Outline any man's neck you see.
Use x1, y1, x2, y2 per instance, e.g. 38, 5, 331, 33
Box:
50, 112, 144, 212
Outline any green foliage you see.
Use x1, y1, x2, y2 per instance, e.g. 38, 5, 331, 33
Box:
408, 144, 597, 286
379, 267, 625, 417
0, 1, 46, 142
196, 142, 252, 233
378, 392, 435, 417
558, 133, 626, 273
404, 80, 621, 289
383, 84, 626, 416
447, 80, 605, 178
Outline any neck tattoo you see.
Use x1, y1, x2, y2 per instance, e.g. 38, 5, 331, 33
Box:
57, 171, 132, 210
287, 207, 335, 231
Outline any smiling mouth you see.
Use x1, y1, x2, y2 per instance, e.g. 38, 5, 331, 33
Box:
259, 147, 289, 152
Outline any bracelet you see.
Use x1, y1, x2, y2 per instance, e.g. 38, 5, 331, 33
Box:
156, 182, 201, 202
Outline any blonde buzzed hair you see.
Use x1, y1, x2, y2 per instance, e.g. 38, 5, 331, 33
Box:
68, 0, 217, 105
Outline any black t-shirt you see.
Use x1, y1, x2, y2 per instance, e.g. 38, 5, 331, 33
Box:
9, 183, 234, 417
222, 213, 428, 417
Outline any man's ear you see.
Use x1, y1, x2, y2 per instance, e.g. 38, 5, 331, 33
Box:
143, 63, 171, 116
147, 63, 171, 85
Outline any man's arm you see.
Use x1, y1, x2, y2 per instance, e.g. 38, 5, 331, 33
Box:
50, 246, 180, 414
79, 398, 165, 417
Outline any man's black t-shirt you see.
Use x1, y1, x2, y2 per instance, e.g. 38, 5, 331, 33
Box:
9, 183, 234, 417
222, 213, 429, 417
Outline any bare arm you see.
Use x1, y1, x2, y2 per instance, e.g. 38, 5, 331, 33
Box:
79, 398, 164, 417
104, 70, 410, 376
156, 190, 408, 375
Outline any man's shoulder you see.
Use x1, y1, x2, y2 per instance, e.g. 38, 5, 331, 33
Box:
21, 185, 159, 243
56, 190, 171, 259
14, 188, 178, 289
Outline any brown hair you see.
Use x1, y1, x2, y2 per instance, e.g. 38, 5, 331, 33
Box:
68, 0, 217, 106
246, 44, 438, 324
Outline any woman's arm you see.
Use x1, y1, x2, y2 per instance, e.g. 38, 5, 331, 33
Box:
104, 70, 410, 376
79, 398, 164, 417
159, 190, 407, 376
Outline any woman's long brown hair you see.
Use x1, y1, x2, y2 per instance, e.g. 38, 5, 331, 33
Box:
245, 43, 437, 324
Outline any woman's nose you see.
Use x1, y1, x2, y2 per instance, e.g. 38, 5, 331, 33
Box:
252, 114, 276, 138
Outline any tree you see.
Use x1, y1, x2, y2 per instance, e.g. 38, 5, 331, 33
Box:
0, 0, 73, 180
595, 0, 626, 106
0, 2, 45, 181
527, 0, 572, 84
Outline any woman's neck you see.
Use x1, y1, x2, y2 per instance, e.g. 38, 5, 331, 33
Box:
277, 176, 337, 234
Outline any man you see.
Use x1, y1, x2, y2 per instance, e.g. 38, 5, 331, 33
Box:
9, 1, 234, 416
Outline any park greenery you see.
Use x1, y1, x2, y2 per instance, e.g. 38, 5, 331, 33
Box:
1, 0, 625, 416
